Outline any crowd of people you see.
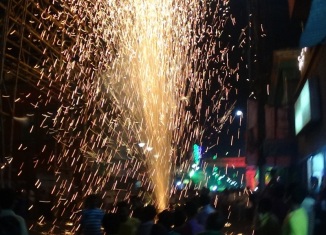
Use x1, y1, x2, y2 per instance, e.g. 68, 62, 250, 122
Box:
1, 169, 326, 235
77, 170, 326, 235
78, 190, 226, 235
253, 170, 326, 235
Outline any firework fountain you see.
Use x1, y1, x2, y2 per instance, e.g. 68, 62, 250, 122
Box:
1, 0, 245, 232
103, 0, 200, 210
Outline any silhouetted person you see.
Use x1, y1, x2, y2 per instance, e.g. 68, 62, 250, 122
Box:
197, 194, 215, 226
270, 184, 289, 224
198, 211, 226, 235
116, 201, 140, 235
315, 176, 326, 235
136, 205, 156, 235
0, 187, 29, 235
254, 197, 281, 235
175, 200, 204, 235
173, 206, 187, 228
102, 212, 120, 235
282, 184, 308, 235
151, 210, 179, 235
301, 191, 316, 235
78, 194, 105, 235
130, 196, 144, 221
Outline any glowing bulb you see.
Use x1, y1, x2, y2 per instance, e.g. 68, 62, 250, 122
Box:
236, 110, 243, 116
210, 185, 218, 191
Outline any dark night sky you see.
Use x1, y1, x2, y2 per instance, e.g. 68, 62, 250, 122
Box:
199, 0, 250, 159
199, 0, 302, 159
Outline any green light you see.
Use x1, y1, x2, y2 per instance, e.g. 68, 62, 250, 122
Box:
212, 166, 219, 177
213, 155, 217, 160
190, 170, 205, 184
210, 185, 218, 191
193, 144, 201, 165
183, 179, 190, 184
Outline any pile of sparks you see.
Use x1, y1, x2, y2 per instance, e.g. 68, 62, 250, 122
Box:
1, 0, 248, 233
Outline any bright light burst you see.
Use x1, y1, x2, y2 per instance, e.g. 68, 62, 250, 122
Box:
2, 0, 247, 233
102, 0, 197, 210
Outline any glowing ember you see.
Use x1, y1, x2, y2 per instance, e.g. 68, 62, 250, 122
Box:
1, 0, 247, 232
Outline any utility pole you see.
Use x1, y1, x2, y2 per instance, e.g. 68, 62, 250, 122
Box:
0, 0, 13, 187
248, 0, 268, 191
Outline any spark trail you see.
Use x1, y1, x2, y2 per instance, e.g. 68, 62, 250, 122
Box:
104, 0, 200, 210
1, 0, 247, 232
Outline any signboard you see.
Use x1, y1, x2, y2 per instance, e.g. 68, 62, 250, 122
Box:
204, 157, 246, 168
